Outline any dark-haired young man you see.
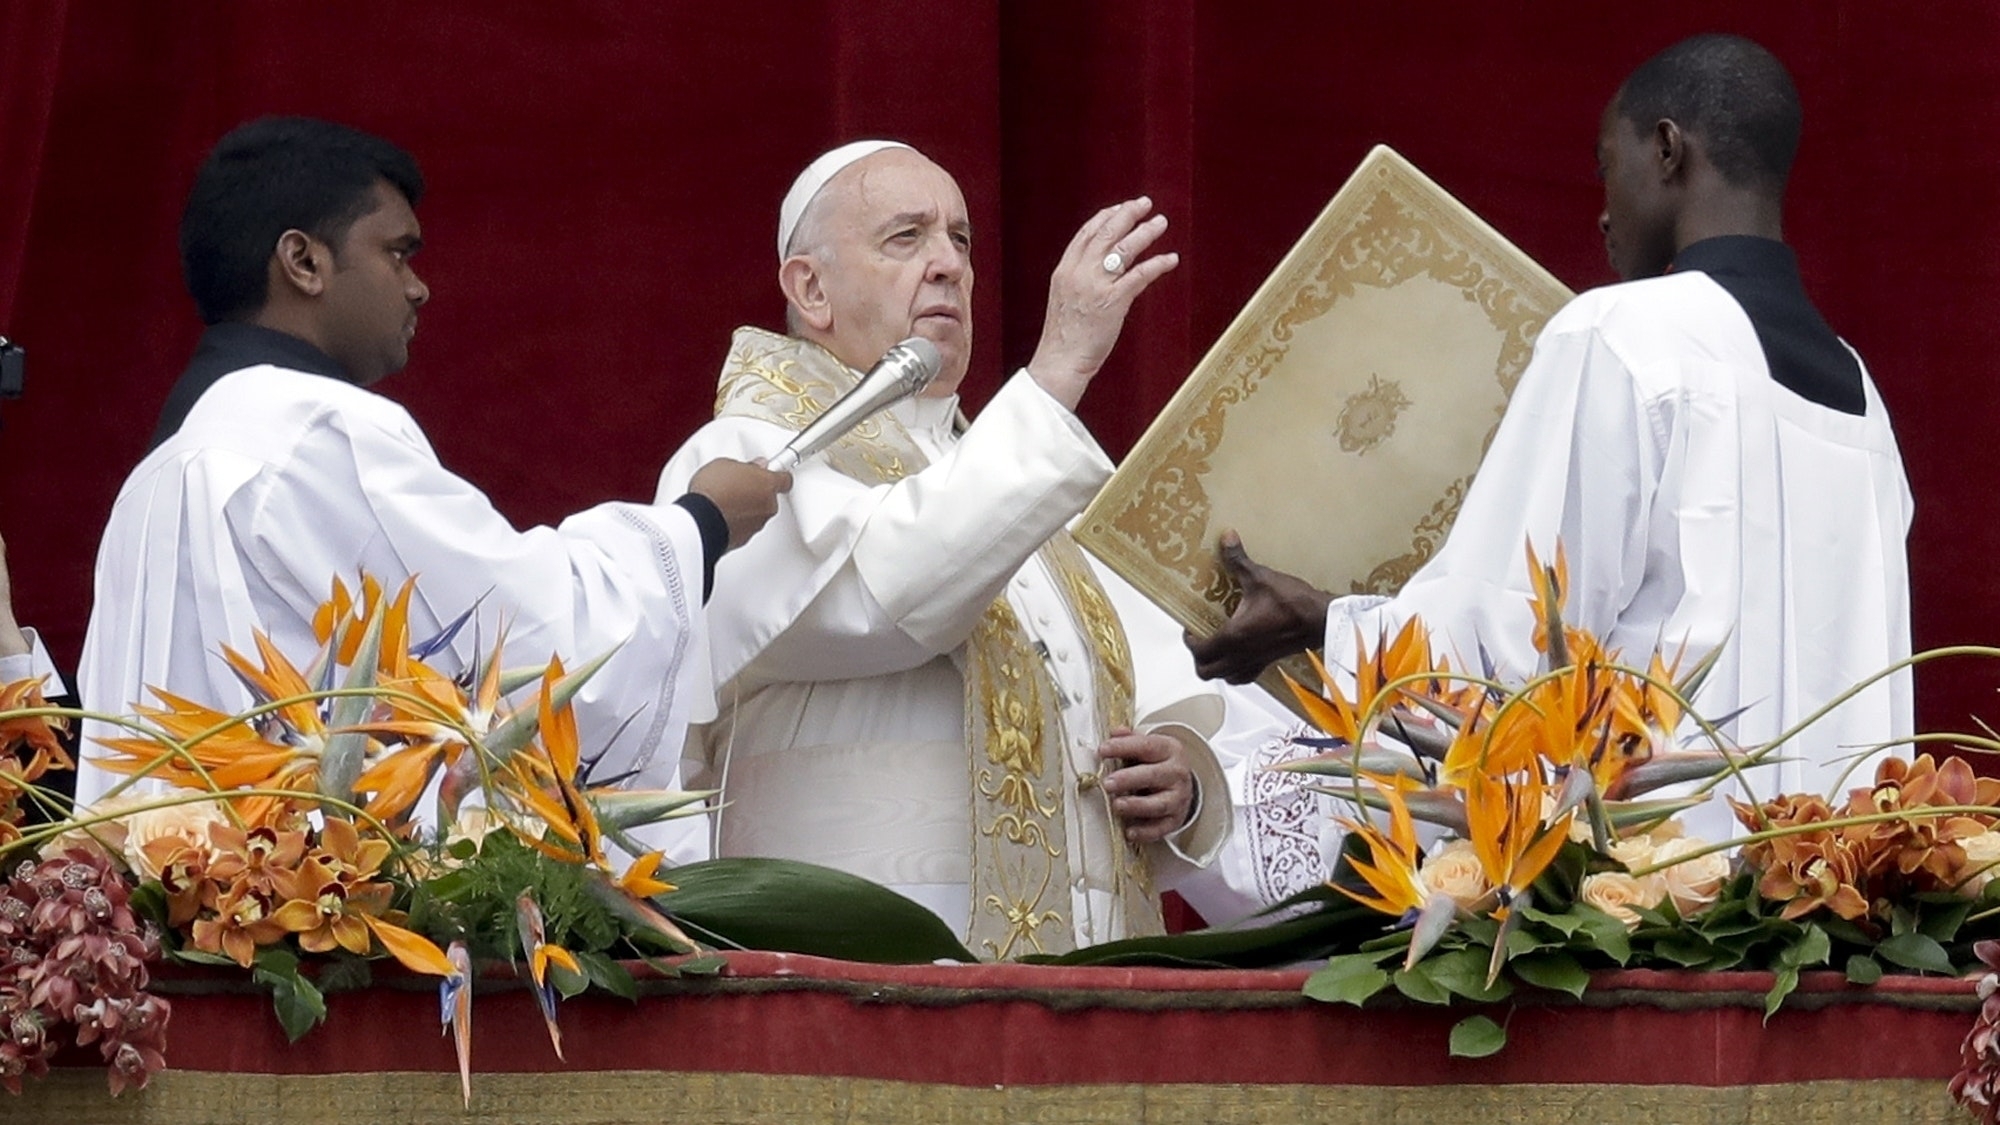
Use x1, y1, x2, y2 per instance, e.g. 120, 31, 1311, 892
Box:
76, 118, 791, 818
1186, 35, 1911, 848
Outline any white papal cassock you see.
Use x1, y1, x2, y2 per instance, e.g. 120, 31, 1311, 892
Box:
76, 362, 714, 822
656, 328, 1233, 956
1177, 242, 1914, 920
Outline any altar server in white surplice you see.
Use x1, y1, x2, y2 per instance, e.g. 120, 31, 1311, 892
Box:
76, 118, 791, 821
656, 141, 1237, 955
1185, 35, 1912, 896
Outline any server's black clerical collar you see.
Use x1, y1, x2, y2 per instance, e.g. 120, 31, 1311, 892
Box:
1668, 235, 1865, 415
148, 322, 352, 450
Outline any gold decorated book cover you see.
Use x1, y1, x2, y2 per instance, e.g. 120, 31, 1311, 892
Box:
1075, 145, 1573, 707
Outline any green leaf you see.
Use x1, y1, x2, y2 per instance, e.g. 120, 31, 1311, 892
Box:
315, 954, 373, 994
1303, 954, 1392, 1007
1648, 937, 1717, 968
1818, 916, 1874, 946
674, 954, 728, 976
1422, 947, 1514, 1003
1889, 903, 1918, 938
1391, 963, 1452, 1005
575, 950, 639, 1001
1518, 903, 1584, 938
1447, 1014, 1507, 1059
1571, 907, 1633, 964
1504, 927, 1553, 958
1917, 896, 1975, 944
127, 881, 169, 930
1047, 898, 1383, 969
251, 956, 327, 1043
549, 960, 590, 1000
1764, 966, 1799, 1021
1875, 931, 1955, 975
662, 858, 977, 964
1845, 954, 1883, 985
1782, 923, 1831, 969
1509, 952, 1589, 998
423, 870, 474, 900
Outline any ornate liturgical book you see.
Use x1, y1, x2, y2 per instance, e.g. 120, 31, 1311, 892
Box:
1075, 145, 1573, 709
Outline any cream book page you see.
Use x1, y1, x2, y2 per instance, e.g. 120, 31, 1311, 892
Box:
1076, 146, 1572, 710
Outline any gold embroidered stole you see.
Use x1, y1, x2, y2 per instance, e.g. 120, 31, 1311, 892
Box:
714, 327, 1159, 956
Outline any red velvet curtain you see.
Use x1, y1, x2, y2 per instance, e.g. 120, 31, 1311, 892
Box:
5, 2, 1998, 736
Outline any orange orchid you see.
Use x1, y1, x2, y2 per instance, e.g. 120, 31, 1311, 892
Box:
205, 821, 310, 897
0, 676, 71, 773
190, 882, 291, 967
272, 858, 377, 955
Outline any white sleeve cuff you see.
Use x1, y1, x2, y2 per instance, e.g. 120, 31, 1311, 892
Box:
0, 628, 66, 695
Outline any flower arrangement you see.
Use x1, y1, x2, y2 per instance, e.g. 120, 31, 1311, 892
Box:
0, 576, 716, 1103
1273, 545, 2000, 1067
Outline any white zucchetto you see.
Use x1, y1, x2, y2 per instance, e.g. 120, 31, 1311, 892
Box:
777, 140, 914, 260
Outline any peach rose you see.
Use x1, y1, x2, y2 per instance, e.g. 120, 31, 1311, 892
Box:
1649, 836, 1731, 917
119, 797, 232, 879
1579, 871, 1666, 930
1418, 839, 1490, 908
1607, 834, 1655, 870
1962, 830, 2000, 897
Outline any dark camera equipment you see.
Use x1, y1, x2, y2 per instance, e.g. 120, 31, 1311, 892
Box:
0, 337, 21, 400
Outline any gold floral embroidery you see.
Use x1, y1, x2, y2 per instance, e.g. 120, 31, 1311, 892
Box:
713, 325, 1164, 955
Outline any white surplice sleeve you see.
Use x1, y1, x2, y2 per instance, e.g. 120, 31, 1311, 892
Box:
77, 367, 712, 811
658, 370, 1112, 684
232, 382, 714, 791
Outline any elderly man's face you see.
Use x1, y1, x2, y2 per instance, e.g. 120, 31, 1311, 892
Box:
808, 150, 973, 395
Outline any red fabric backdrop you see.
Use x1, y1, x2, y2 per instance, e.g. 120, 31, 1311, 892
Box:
3, 2, 1997, 736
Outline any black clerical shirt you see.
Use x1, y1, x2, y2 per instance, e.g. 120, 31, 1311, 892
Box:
1670, 236, 1866, 416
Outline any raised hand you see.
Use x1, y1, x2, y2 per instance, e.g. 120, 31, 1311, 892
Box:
1184, 531, 1334, 684
1026, 196, 1180, 410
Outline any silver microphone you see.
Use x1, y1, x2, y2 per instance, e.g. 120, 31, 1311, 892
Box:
766, 337, 943, 472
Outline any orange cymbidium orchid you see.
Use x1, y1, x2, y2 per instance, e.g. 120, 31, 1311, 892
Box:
0, 676, 71, 773
190, 881, 291, 967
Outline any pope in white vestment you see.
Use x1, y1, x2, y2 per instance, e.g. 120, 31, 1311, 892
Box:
655, 141, 1238, 956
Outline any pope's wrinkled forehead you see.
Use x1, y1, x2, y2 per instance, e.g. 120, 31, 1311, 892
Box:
782, 140, 949, 256
822, 149, 968, 231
